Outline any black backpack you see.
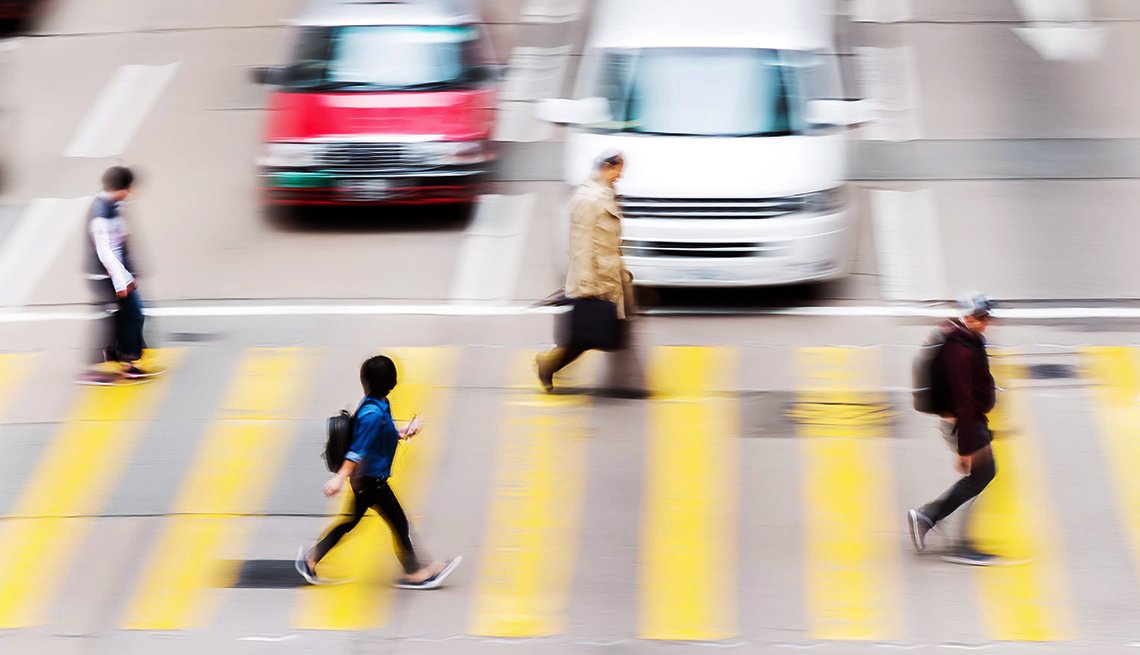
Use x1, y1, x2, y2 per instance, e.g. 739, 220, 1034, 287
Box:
912, 328, 951, 415
325, 409, 354, 473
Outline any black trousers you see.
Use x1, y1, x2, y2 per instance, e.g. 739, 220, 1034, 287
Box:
88, 278, 145, 363
921, 449, 997, 527
312, 476, 421, 575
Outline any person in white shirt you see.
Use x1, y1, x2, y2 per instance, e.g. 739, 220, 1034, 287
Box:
79, 166, 161, 385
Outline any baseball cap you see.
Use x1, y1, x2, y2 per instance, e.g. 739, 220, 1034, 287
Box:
957, 292, 994, 318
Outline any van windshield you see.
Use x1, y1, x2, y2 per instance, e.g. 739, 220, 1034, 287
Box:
587, 48, 821, 136
282, 25, 488, 91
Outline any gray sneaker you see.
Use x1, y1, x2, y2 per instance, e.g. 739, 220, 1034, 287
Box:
907, 509, 934, 552
941, 545, 999, 566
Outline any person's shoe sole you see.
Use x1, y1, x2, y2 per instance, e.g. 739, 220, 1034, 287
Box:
394, 555, 463, 590
940, 553, 999, 566
295, 545, 320, 585
907, 509, 929, 553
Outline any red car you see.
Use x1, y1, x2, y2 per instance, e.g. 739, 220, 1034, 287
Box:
256, 0, 499, 207
0, 0, 40, 28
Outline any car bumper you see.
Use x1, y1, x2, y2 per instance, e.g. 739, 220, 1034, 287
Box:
261, 169, 489, 206
621, 210, 853, 287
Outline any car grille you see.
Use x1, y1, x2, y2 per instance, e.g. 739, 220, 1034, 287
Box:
320, 143, 430, 174
619, 196, 807, 220
622, 240, 788, 259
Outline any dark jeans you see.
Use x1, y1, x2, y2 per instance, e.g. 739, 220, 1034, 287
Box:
89, 278, 145, 363
921, 448, 997, 528
311, 476, 421, 575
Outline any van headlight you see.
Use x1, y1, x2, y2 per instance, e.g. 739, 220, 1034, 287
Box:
259, 142, 323, 168
410, 141, 490, 166
800, 187, 845, 214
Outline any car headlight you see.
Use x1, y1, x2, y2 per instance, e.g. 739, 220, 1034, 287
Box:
259, 142, 323, 168
409, 141, 490, 166
800, 187, 845, 214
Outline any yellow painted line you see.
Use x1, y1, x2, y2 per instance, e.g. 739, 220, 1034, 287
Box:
1084, 347, 1140, 587
295, 347, 458, 631
969, 352, 1074, 641
122, 348, 311, 630
0, 353, 34, 419
795, 347, 901, 641
638, 347, 738, 641
0, 349, 182, 629
468, 351, 590, 637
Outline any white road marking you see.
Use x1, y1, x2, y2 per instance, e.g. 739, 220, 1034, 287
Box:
3, 303, 1140, 324
64, 63, 180, 158
520, 0, 587, 23
851, 0, 911, 23
0, 197, 93, 308
239, 634, 300, 642
855, 46, 922, 142
495, 46, 572, 142
868, 189, 948, 302
1013, 0, 1108, 61
450, 194, 536, 302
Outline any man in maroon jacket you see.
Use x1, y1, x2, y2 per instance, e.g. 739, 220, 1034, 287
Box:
908, 293, 998, 565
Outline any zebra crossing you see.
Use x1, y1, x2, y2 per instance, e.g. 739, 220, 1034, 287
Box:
1, 343, 1139, 648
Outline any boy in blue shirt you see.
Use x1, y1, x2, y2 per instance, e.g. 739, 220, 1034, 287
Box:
296, 355, 460, 588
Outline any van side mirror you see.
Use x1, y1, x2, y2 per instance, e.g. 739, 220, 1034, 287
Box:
806, 99, 877, 127
535, 97, 612, 126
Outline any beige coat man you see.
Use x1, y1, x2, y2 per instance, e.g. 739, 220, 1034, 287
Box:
564, 177, 635, 319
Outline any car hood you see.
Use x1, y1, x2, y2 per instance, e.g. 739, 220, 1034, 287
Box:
264, 88, 496, 142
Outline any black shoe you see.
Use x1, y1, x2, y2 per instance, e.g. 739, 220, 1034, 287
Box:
941, 545, 999, 566
907, 509, 934, 552
394, 556, 462, 590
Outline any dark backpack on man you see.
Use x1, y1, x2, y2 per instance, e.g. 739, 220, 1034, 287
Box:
325, 410, 354, 473
912, 328, 951, 415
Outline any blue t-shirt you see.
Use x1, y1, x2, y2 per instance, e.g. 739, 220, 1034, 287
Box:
345, 397, 401, 479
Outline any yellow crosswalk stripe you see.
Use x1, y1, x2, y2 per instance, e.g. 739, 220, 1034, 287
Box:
294, 347, 458, 630
0, 349, 182, 629
467, 351, 591, 637
122, 348, 311, 630
639, 347, 738, 641
1084, 347, 1140, 587
794, 347, 901, 641
969, 352, 1075, 641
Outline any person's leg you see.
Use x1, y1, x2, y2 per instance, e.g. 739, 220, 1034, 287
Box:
921, 449, 997, 525
90, 278, 118, 363
116, 288, 145, 363
310, 478, 375, 565
536, 345, 588, 391
370, 478, 423, 575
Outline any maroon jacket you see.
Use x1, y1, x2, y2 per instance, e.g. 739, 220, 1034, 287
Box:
939, 319, 996, 455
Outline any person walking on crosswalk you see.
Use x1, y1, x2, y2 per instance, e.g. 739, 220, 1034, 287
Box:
537, 148, 641, 394
296, 355, 461, 588
908, 293, 999, 565
79, 166, 162, 385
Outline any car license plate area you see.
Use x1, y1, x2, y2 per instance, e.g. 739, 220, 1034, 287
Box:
339, 178, 392, 201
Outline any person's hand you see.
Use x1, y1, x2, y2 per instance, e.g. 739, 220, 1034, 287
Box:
400, 417, 422, 440
323, 475, 345, 497
955, 455, 971, 475
115, 281, 137, 299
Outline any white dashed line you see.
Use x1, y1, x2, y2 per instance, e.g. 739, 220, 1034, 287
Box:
520, 0, 587, 23
855, 46, 922, 142
0, 197, 93, 308
869, 188, 948, 302
450, 194, 537, 302
64, 63, 180, 158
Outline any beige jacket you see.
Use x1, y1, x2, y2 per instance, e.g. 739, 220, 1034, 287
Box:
564, 176, 635, 319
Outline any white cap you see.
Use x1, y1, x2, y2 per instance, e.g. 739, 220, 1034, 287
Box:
957, 292, 994, 318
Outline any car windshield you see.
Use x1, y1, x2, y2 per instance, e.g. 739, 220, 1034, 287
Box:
586, 48, 824, 137
282, 25, 486, 91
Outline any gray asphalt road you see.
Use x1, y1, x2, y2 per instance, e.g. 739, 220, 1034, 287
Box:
3, 1, 1140, 653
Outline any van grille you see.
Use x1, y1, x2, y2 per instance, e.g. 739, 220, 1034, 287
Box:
619, 196, 807, 220
622, 240, 788, 259
320, 143, 430, 173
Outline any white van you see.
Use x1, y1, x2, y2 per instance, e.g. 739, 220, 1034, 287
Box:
537, 0, 871, 287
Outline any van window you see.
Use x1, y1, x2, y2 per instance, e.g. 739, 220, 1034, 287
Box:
282, 25, 487, 91
588, 48, 822, 137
